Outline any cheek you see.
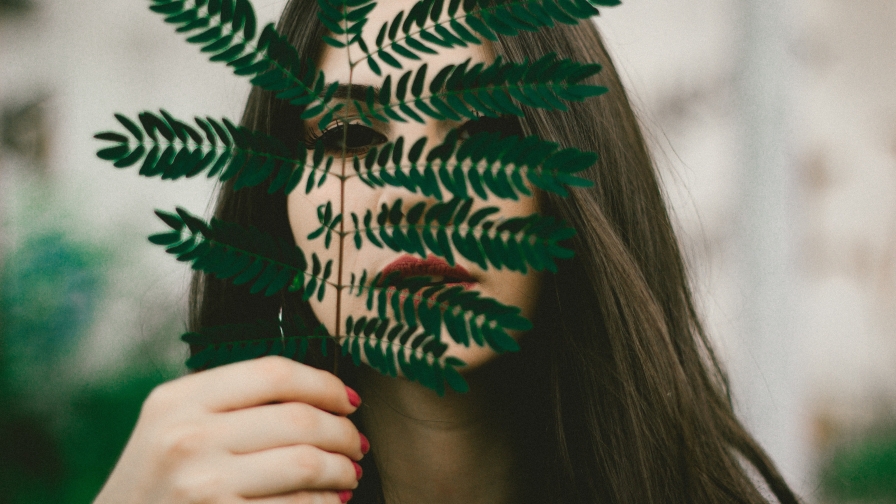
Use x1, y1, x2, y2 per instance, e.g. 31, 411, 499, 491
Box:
501, 269, 541, 321
287, 186, 331, 258
286, 173, 377, 254
286, 175, 383, 333
286, 170, 543, 371
443, 269, 541, 372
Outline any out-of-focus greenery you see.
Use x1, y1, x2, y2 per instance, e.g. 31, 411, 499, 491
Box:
0, 200, 179, 503
0, 0, 32, 14
0, 367, 169, 504
819, 426, 896, 503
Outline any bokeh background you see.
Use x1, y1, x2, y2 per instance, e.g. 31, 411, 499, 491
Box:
1, 0, 894, 502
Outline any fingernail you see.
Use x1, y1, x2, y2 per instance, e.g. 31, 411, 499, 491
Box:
345, 386, 361, 408
353, 461, 363, 479
338, 490, 353, 503
359, 432, 370, 454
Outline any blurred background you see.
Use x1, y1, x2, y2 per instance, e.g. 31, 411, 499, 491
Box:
0, 0, 893, 502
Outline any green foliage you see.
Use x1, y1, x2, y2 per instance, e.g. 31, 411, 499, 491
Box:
318, 196, 576, 272
96, 110, 596, 200
0, 227, 107, 503
150, 0, 346, 125
0, 368, 176, 504
317, 0, 376, 49
351, 130, 597, 198
347, 270, 530, 350
182, 317, 330, 369
0, 199, 179, 503
351, 53, 608, 125
151, 207, 334, 300
342, 316, 467, 396
151, 0, 265, 70
820, 428, 896, 501
95, 111, 334, 194
347, 0, 619, 76
0, 231, 107, 364
94, 0, 614, 393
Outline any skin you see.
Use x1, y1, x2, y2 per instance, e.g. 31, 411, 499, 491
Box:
289, 1, 540, 372
94, 357, 364, 503
96, 2, 536, 503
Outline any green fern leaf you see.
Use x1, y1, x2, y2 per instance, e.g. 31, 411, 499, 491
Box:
348, 272, 530, 351
148, 0, 344, 126
328, 197, 575, 272
150, 207, 334, 299
341, 315, 467, 395
113, 0, 625, 396
352, 131, 596, 200
357, 0, 609, 70
182, 312, 468, 395
317, 0, 377, 50
94, 111, 336, 194
182, 316, 330, 370
348, 54, 606, 124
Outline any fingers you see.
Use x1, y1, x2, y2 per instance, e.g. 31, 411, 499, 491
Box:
220, 402, 365, 460
231, 444, 360, 498
164, 356, 359, 415
246, 491, 350, 504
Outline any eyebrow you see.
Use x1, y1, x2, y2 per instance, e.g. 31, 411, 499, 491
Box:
330, 83, 382, 102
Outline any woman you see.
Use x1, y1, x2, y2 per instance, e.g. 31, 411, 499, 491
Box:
95, 0, 800, 502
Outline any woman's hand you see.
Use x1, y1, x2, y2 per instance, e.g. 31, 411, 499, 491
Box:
94, 356, 367, 504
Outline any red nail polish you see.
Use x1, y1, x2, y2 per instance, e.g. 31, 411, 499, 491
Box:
353, 461, 363, 479
345, 386, 361, 408
338, 490, 353, 503
359, 432, 370, 454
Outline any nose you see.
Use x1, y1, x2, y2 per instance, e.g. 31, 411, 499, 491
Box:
374, 172, 443, 225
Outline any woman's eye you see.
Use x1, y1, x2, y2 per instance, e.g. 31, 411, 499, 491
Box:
309, 122, 388, 155
458, 115, 524, 140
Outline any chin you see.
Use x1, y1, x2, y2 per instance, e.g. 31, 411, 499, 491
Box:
344, 321, 522, 380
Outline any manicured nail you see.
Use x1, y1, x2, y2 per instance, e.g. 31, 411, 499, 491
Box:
353, 461, 363, 479
359, 432, 370, 454
338, 490, 353, 503
345, 386, 361, 408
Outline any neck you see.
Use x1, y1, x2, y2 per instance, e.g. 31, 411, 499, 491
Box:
355, 364, 531, 504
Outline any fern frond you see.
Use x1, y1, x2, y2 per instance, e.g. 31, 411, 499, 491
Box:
348, 272, 530, 351
149, 207, 334, 300
151, 0, 259, 42
347, 53, 606, 125
342, 315, 468, 395
148, 0, 343, 125
307, 201, 344, 250
182, 316, 331, 369
356, 0, 619, 74
181, 314, 468, 395
351, 130, 596, 199
312, 197, 575, 272
95, 111, 596, 197
94, 111, 335, 194
121, 0, 613, 397
317, 0, 377, 50
150, 0, 267, 73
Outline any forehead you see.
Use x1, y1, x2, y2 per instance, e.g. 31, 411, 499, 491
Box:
316, 0, 492, 86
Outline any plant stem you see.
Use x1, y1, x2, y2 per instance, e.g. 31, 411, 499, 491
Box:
332, 8, 356, 375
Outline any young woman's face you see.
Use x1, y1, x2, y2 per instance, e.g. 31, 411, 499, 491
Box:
287, 0, 540, 372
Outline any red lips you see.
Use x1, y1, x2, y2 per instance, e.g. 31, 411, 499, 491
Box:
380, 255, 477, 290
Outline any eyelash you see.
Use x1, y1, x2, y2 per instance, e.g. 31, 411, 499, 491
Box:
304, 120, 387, 156
304, 116, 523, 156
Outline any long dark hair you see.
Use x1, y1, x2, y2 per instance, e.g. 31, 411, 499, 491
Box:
190, 1, 799, 502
